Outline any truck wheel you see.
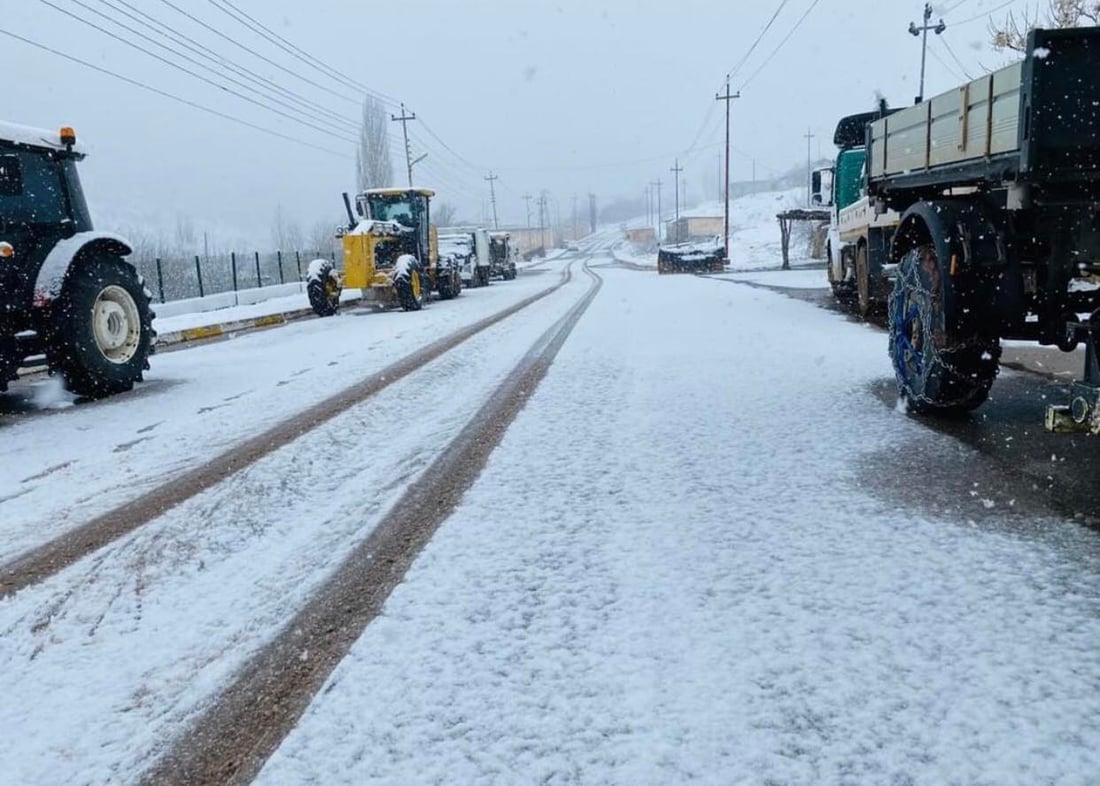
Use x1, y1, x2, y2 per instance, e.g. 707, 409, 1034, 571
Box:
888, 244, 1000, 414
827, 244, 854, 300
454, 271, 463, 296
306, 260, 340, 317
855, 244, 878, 317
49, 256, 154, 398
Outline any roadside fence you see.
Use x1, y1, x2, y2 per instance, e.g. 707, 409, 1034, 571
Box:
131, 248, 342, 304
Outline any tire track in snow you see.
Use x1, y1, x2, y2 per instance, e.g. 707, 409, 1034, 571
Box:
140, 264, 603, 786
0, 265, 575, 599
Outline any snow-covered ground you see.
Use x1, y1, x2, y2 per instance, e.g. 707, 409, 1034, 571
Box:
611, 188, 819, 272
0, 261, 593, 784
256, 265, 1100, 785
0, 262, 565, 565
722, 268, 829, 289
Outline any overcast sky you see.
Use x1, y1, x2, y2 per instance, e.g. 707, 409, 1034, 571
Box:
1, 0, 1034, 246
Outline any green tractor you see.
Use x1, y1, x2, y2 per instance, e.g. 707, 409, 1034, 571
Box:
0, 123, 154, 398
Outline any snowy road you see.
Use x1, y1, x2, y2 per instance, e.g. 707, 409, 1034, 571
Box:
2, 252, 1099, 785
257, 263, 1100, 785
0, 260, 568, 565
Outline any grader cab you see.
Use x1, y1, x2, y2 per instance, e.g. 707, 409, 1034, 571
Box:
307, 187, 439, 316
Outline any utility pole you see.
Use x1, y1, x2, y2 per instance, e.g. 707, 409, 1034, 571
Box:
571, 193, 578, 240
588, 193, 597, 234
670, 159, 683, 224
644, 185, 651, 226
391, 103, 418, 187
538, 191, 547, 250
715, 78, 740, 261
909, 2, 946, 104
651, 179, 663, 240
522, 193, 532, 228
804, 128, 816, 206
484, 171, 499, 229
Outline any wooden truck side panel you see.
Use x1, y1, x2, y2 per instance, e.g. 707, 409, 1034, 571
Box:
870, 61, 1023, 182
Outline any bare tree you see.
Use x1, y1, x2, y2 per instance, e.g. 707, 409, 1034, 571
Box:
434, 201, 457, 227
174, 213, 197, 254
356, 97, 394, 192
308, 219, 336, 257
992, 0, 1099, 52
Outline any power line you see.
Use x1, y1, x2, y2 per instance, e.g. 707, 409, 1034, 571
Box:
940, 35, 975, 80
153, 0, 361, 105
725, 0, 792, 81
66, 0, 360, 136
35, 0, 358, 143
738, 0, 823, 90
953, 0, 1016, 26
207, 0, 401, 106
0, 26, 350, 158
95, 0, 361, 132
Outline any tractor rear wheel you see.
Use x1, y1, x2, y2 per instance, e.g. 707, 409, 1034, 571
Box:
48, 256, 154, 398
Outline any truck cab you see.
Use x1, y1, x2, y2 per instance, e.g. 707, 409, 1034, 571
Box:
826, 108, 901, 316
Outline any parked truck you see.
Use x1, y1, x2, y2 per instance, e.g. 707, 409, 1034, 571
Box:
836, 27, 1100, 426
439, 226, 491, 288
488, 231, 517, 280
0, 123, 154, 398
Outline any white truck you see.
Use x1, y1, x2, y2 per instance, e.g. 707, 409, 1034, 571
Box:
439, 227, 491, 288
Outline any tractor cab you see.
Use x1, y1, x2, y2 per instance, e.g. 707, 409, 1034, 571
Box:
0, 123, 152, 397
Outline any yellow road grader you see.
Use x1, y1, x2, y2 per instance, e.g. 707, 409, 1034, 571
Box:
308, 187, 461, 316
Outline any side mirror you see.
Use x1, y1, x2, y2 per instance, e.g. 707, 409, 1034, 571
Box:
335, 226, 347, 238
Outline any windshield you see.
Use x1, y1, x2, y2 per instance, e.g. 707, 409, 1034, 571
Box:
366, 194, 417, 228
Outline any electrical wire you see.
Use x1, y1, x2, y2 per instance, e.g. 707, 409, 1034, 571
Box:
738, 0, 823, 91
153, 0, 361, 105
96, 0, 361, 131
725, 0, 792, 81
953, 0, 1016, 26
36, 0, 358, 143
0, 26, 351, 158
940, 35, 975, 79
207, 0, 402, 107
65, 0, 360, 136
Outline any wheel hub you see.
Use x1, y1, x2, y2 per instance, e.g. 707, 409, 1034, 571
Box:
92, 285, 141, 363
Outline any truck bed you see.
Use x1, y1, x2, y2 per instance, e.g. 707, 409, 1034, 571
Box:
869, 27, 1100, 195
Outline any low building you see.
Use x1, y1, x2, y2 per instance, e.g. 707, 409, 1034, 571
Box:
624, 227, 656, 246
665, 214, 723, 244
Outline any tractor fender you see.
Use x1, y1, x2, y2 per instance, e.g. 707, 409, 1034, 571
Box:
34, 231, 134, 307
890, 200, 1003, 273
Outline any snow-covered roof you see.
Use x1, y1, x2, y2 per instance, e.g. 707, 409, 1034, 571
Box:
362, 187, 435, 198
347, 219, 411, 237
0, 121, 86, 154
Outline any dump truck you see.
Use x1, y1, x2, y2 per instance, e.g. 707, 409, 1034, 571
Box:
489, 231, 517, 280
439, 226, 491, 288
308, 187, 438, 316
0, 122, 154, 398
837, 27, 1100, 426
657, 237, 726, 274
